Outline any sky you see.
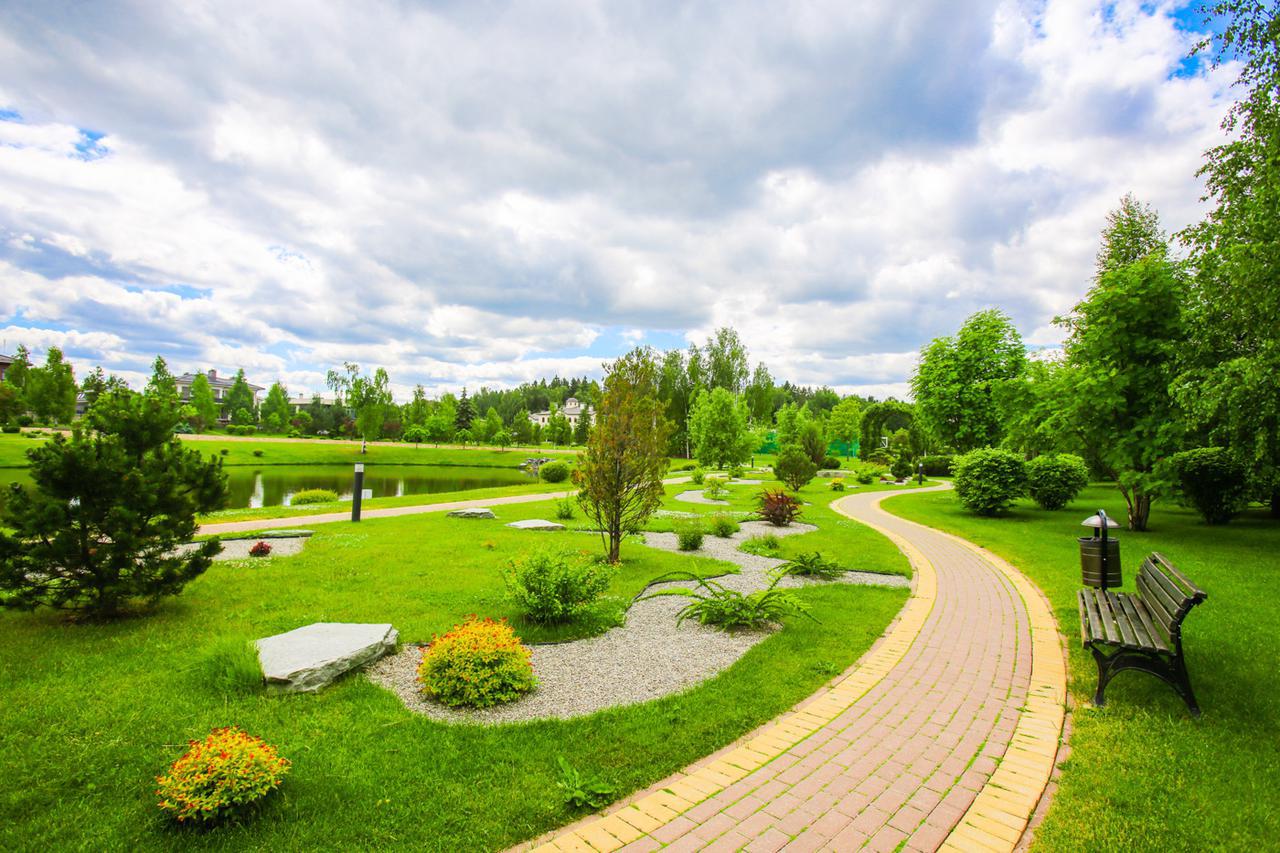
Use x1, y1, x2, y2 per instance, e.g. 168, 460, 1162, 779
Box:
0, 0, 1236, 401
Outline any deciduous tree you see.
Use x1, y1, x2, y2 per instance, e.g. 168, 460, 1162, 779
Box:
688, 388, 753, 468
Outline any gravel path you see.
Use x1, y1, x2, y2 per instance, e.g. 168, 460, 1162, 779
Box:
366, 521, 908, 725
674, 489, 729, 506
177, 536, 310, 560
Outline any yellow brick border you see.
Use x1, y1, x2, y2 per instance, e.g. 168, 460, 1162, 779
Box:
524, 493, 939, 853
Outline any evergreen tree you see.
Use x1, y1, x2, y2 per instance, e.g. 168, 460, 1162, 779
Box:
187, 372, 220, 433
259, 382, 291, 433
573, 407, 592, 445
455, 388, 475, 431
145, 356, 178, 403
223, 369, 257, 423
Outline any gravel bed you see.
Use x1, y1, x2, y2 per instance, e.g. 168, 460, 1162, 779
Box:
674, 489, 729, 505
177, 537, 309, 560
366, 521, 907, 725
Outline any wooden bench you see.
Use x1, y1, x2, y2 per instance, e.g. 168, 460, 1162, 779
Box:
1078, 552, 1208, 716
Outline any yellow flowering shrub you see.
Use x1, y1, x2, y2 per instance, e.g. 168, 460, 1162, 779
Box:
417, 616, 536, 708
156, 726, 290, 823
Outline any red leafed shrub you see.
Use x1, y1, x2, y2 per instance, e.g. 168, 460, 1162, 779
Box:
248, 541, 272, 557
155, 726, 290, 823
417, 616, 536, 708
756, 489, 803, 526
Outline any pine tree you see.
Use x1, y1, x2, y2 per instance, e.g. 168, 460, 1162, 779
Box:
455, 388, 475, 431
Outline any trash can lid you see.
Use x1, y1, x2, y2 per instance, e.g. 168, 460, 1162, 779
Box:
1081, 514, 1120, 528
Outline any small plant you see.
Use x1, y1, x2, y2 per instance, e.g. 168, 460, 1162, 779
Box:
290, 488, 339, 505
481, 540, 497, 550
953, 448, 1027, 516
220, 448, 230, 456
920, 455, 953, 476
829, 478, 846, 492
1025, 453, 1090, 511
773, 444, 818, 491
741, 533, 782, 556
855, 470, 875, 485
781, 551, 844, 580
248, 541, 272, 558
689, 467, 706, 485
891, 455, 914, 480
417, 617, 536, 708
539, 460, 570, 483
702, 476, 729, 501
155, 726, 290, 823
502, 550, 614, 624
675, 520, 704, 551
252, 449, 264, 458
709, 514, 740, 537
638, 569, 812, 630
756, 489, 803, 526
728, 463, 745, 479
553, 497, 576, 520
1168, 447, 1248, 525
821, 456, 841, 470
555, 756, 616, 810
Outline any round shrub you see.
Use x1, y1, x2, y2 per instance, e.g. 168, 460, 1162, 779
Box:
690, 467, 706, 485
773, 444, 817, 491
920, 455, 954, 477
252, 449, 264, 457
676, 521, 705, 551
829, 478, 846, 492
418, 617, 536, 708
1169, 447, 1248, 525
709, 514, 740, 537
890, 456, 914, 480
502, 550, 614, 624
1, 424, 19, 434
553, 497, 576, 520
728, 463, 745, 479
821, 456, 841, 470
290, 488, 339, 505
539, 460, 570, 483
952, 448, 1026, 516
1025, 454, 1089, 511
155, 726, 290, 823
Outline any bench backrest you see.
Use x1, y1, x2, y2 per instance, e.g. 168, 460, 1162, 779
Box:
1136, 552, 1208, 646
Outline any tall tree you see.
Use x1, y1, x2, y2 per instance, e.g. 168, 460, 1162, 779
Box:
0, 383, 21, 425
1095, 193, 1167, 279
327, 363, 393, 441
403, 385, 431, 428
545, 406, 572, 446
6, 345, 32, 393
911, 309, 1026, 452
145, 356, 178, 403
25, 347, 77, 424
259, 382, 291, 433
688, 388, 753, 468
572, 407, 592, 445
827, 397, 864, 458
187, 373, 220, 433
80, 367, 109, 408
658, 348, 694, 456
223, 369, 257, 423
1058, 254, 1187, 530
744, 362, 775, 423
454, 388, 475, 432
578, 347, 672, 563
1178, 1, 1280, 515
0, 389, 226, 617
704, 327, 750, 393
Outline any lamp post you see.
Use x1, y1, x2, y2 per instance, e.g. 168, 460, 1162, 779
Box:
352, 463, 364, 522
917, 461, 924, 486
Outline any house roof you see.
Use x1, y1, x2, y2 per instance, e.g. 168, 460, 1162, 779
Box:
176, 371, 264, 392
289, 394, 339, 407
0, 354, 13, 366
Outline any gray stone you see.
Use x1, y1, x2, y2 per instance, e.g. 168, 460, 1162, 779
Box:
222, 529, 315, 541
256, 622, 398, 693
506, 519, 566, 531
446, 507, 497, 519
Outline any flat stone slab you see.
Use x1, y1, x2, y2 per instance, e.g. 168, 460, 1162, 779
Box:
506, 519, 566, 531
447, 507, 497, 519
257, 622, 398, 693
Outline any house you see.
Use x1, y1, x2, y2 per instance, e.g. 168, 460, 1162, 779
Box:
175, 369, 264, 419
0, 353, 12, 384
529, 396, 592, 427
288, 394, 339, 414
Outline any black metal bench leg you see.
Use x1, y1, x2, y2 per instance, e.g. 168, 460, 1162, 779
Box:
1089, 645, 1112, 708
1171, 655, 1201, 717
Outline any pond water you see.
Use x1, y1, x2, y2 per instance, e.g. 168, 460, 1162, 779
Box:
0, 464, 537, 511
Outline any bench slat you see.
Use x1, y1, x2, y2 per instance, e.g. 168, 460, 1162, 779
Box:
1081, 588, 1106, 646
1092, 589, 1121, 645
1077, 589, 1092, 645
1137, 569, 1181, 638
1144, 556, 1195, 613
1114, 593, 1160, 651
1127, 595, 1169, 653
1151, 552, 1208, 602
1104, 591, 1140, 647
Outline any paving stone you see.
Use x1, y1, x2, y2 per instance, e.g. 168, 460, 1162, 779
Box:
446, 507, 497, 519
257, 622, 398, 693
505, 519, 566, 531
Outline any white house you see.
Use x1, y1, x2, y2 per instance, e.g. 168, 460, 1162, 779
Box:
529, 396, 592, 427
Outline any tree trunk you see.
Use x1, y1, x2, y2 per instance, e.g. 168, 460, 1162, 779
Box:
1128, 492, 1151, 531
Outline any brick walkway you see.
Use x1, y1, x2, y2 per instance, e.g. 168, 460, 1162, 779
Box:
525, 486, 1065, 852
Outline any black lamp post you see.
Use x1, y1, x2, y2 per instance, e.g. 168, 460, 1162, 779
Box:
917, 461, 924, 485
352, 463, 364, 522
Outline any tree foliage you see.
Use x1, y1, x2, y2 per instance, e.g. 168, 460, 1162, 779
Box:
24, 347, 78, 424
953, 447, 1027, 516
0, 390, 227, 617
259, 382, 291, 434
187, 373, 220, 433
327, 362, 392, 440
577, 348, 673, 563
773, 444, 818, 491
223, 369, 257, 423
689, 388, 753, 468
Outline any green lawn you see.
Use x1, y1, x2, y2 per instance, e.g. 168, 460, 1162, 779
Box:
884, 485, 1280, 852
0, 478, 910, 851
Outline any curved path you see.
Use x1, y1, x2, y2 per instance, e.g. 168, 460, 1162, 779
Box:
522, 486, 1065, 853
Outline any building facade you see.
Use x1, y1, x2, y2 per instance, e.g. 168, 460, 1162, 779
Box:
0, 354, 12, 384
528, 396, 592, 427
174, 369, 264, 420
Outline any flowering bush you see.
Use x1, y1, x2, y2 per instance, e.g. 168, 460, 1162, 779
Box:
829, 478, 846, 492
248, 541, 272, 558
155, 726, 290, 823
418, 617, 536, 708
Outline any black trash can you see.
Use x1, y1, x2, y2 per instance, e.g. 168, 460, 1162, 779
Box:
1079, 510, 1121, 590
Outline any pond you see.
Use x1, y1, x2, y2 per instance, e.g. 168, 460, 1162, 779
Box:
0, 464, 537, 511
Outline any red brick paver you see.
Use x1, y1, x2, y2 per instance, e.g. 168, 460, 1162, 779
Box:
524, 486, 1064, 852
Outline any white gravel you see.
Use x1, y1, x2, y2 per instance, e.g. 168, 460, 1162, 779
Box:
674, 489, 729, 505
178, 536, 310, 560
366, 521, 908, 725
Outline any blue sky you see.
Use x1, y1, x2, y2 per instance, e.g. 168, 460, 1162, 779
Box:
0, 0, 1234, 400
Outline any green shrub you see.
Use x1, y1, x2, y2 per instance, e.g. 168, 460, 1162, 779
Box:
553, 497, 576, 520
290, 488, 339, 505
1, 425, 18, 434
821, 456, 841, 470
920, 455, 953, 476
1025, 454, 1089, 511
855, 470, 875, 485
501, 549, 614, 623
953, 448, 1026, 516
689, 467, 706, 485
639, 569, 811, 630
740, 534, 782, 556
1169, 447, 1248, 525
709, 514, 740, 537
219, 448, 230, 456
539, 460, 570, 483
252, 449, 264, 458
890, 456, 914, 480
781, 551, 845, 580
703, 476, 729, 501
155, 726, 290, 823
16, 414, 33, 427
756, 488, 803, 526
675, 520, 704, 551
417, 617, 535, 708
773, 444, 817, 491
728, 464, 745, 479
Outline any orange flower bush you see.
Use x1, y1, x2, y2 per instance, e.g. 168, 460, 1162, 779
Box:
417, 616, 535, 708
155, 726, 290, 823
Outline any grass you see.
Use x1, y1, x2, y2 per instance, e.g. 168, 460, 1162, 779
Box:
0, 479, 910, 851
884, 485, 1280, 852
